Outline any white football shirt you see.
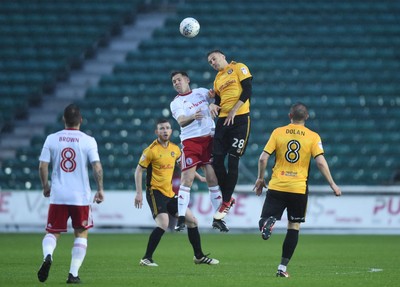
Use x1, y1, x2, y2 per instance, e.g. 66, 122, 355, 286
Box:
39, 129, 100, 205
170, 87, 215, 141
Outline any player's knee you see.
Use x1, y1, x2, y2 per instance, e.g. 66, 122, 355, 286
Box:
155, 214, 169, 230
288, 221, 300, 230
181, 169, 196, 186
180, 176, 194, 187
185, 215, 198, 228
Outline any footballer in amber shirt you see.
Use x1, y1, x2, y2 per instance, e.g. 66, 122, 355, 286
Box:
264, 123, 324, 194
213, 61, 252, 117
138, 139, 181, 198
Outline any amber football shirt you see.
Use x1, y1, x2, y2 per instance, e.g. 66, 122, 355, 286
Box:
213, 61, 252, 117
138, 139, 181, 198
264, 123, 324, 194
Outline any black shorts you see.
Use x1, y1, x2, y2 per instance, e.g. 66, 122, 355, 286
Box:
146, 189, 178, 219
260, 189, 308, 223
213, 113, 250, 157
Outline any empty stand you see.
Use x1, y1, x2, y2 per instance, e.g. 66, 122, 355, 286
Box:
1, 0, 399, 190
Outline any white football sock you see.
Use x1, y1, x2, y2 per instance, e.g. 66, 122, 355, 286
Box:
278, 264, 287, 272
69, 237, 87, 277
208, 185, 222, 213
42, 233, 57, 259
177, 185, 191, 217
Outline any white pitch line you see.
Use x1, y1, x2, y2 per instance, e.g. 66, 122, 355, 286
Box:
335, 268, 383, 275
368, 268, 383, 273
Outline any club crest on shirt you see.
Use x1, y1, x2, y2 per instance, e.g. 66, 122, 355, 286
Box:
227, 69, 233, 74
186, 158, 193, 165
171, 152, 175, 157
241, 67, 248, 74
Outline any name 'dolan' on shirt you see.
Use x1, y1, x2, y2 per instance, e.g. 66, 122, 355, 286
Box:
286, 129, 305, 136
59, 136, 80, 143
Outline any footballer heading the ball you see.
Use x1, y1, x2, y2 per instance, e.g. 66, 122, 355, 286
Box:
179, 17, 200, 38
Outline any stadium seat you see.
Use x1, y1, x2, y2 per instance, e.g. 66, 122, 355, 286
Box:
1, 0, 399, 190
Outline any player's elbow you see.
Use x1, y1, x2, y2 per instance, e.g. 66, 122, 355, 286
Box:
258, 157, 268, 167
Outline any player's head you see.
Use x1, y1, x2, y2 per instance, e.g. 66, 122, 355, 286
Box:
171, 71, 191, 94
207, 50, 227, 71
155, 118, 172, 142
63, 104, 82, 128
289, 102, 309, 124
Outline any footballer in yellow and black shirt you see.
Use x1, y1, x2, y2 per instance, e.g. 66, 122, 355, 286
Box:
207, 50, 253, 209
138, 138, 181, 198
212, 60, 252, 117
264, 123, 323, 194
254, 103, 341, 278
134, 119, 221, 266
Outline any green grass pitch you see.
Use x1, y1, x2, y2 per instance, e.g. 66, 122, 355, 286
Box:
0, 232, 399, 287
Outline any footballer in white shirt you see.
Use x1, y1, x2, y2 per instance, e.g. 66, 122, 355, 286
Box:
170, 71, 228, 233
37, 104, 104, 284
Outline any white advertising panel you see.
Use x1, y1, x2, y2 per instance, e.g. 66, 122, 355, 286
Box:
0, 188, 399, 232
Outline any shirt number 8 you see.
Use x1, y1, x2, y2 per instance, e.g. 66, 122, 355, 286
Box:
285, 140, 300, 163
61, 147, 77, 172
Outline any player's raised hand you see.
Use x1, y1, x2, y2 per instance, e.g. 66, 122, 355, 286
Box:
209, 103, 221, 118
223, 109, 236, 126
193, 109, 204, 120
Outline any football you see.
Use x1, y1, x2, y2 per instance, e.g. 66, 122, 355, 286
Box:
179, 17, 200, 38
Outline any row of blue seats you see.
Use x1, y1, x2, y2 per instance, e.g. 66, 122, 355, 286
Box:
176, 0, 400, 14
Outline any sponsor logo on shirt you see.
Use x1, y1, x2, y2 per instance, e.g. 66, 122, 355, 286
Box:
160, 164, 174, 170
219, 79, 236, 91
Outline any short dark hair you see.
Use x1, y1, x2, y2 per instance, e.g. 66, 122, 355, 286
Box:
156, 118, 170, 126
170, 71, 189, 79
207, 49, 225, 57
63, 104, 81, 127
290, 102, 309, 122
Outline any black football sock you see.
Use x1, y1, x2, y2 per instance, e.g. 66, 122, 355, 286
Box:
223, 154, 239, 201
143, 227, 165, 259
187, 227, 203, 258
281, 229, 299, 263
212, 154, 227, 196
